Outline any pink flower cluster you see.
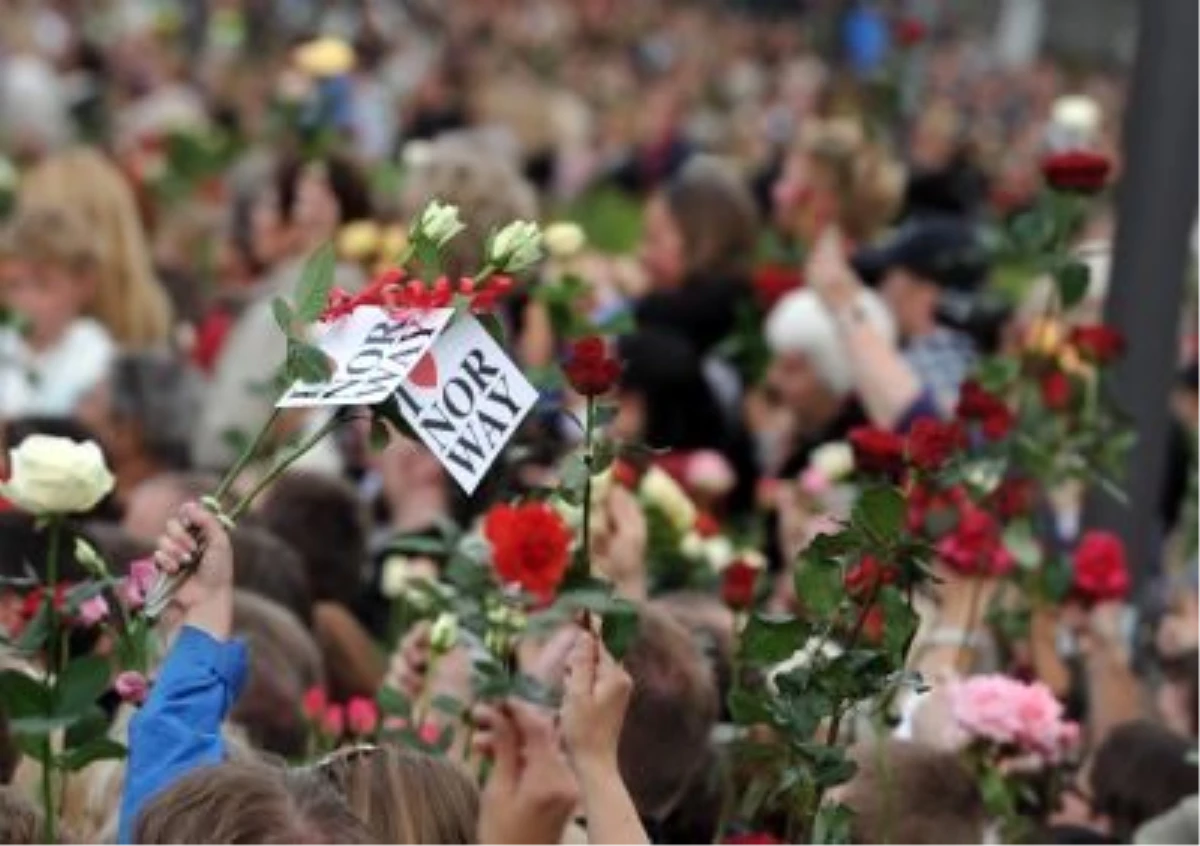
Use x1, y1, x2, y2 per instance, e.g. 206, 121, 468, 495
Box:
948, 674, 1080, 766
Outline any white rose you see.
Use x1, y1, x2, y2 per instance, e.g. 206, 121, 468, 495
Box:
963, 459, 1005, 496
703, 537, 736, 572
680, 531, 705, 559
641, 467, 697, 534
542, 222, 586, 259
809, 442, 854, 482
488, 220, 542, 273
415, 200, 465, 249
2, 436, 114, 515
429, 612, 459, 653
380, 555, 416, 599
1051, 95, 1101, 135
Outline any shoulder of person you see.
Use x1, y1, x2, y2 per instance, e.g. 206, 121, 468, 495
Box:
62, 318, 116, 356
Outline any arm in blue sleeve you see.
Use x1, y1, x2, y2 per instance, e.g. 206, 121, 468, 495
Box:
118, 626, 247, 843
893, 388, 943, 434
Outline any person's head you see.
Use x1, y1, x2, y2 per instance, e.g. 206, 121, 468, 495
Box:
230, 591, 325, 759
273, 153, 373, 256
121, 472, 218, 543
230, 524, 314, 627
314, 744, 479, 843
133, 761, 371, 844
0, 786, 45, 844
76, 351, 200, 489
774, 120, 905, 244
852, 217, 990, 339
835, 740, 986, 844
641, 156, 759, 290
1089, 720, 1197, 842
764, 288, 895, 430
399, 136, 538, 278
618, 603, 719, 823
17, 147, 172, 347
1, 207, 99, 349
258, 471, 368, 608
313, 601, 385, 702
654, 592, 736, 720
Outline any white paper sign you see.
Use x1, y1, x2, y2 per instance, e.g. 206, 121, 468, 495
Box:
277, 307, 453, 408
394, 314, 538, 494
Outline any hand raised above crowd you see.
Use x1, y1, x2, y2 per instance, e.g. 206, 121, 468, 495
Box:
152, 501, 235, 639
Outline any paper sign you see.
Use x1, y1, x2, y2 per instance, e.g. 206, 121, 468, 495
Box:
394, 314, 538, 494
277, 307, 453, 408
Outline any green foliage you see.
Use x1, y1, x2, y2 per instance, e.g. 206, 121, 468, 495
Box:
294, 243, 338, 323
1054, 260, 1091, 308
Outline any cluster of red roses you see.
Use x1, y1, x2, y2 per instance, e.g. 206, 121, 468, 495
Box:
319, 269, 514, 323
483, 501, 573, 605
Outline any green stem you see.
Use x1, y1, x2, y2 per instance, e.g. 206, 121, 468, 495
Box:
42, 519, 60, 844
212, 407, 282, 507
228, 412, 345, 520
579, 397, 596, 576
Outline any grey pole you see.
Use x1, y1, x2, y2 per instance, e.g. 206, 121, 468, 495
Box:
1084, 0, 1198, 593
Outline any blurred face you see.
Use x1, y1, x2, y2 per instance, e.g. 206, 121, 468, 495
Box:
773, 152, 835, 242
766, 350, 834, 425
879, 267, 937, 338
0, 261, 90, 350
250, 189, 285, 266
640, 195, 686, 290
293, 167, 342, 247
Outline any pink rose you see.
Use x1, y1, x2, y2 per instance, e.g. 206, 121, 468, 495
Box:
685, 450, 736, 498
320, 704, 345, 738
77, 594, 110, 627
418, 721, 442, 745
121, 557, 158, 609
949, 675, 1075, 767
798, 467, 831, 497
115, 671, 150, 705
346, 697, 379, 736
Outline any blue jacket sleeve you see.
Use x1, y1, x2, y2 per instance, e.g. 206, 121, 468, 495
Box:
118, 626, 247, 843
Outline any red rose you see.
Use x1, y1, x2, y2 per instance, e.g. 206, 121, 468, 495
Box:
849, 426, 906, 476
694, 511, 722, 538
956, 380, 1014, 441
1072, 530, 1130, 603
20, 583, 71, 623
1040, 370, 1073, 411
861, 604, 886, 644
1041, 150, 1112, 194
988, 478, 1036, 520
611, 459, 642, 490
563, 336, 622, 397
843, 555, 898, 601
936, 505, 1015, 577
906, 417, 966, 471
893, 17, 927, 47
1069, 325, 1125, 364
484, 503, 572, 604
753, 264, 803, 310
721, 560, 760, 610
302, 687, 327, 722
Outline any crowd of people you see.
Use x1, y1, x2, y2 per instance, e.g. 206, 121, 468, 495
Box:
0, 0, 1196, 844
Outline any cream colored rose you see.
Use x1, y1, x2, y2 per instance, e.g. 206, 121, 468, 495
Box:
808, 442, 854, 482
429, 612, 459, 653
414, 200, 465, 249
542, 222, 586, 259
641, 466, 697, 534
488, 220, 542, 273
703, 537, 736, 572
293, 36, 356, 77
380, 555, 416, 600
2, 436, 114, 515
1051, 95, 1101, 136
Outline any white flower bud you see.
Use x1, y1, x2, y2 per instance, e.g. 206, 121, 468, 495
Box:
488, 220, 543, 273
429, 612, 459, 653
414, 200, 465, 249
542, 222, 586, 259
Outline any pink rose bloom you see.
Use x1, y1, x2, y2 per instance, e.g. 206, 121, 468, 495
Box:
320, 704, 345, 738
1013, 682, 1066, 760
121, 558, 158, 609
949, 675, 1025, 745
77, 594, 110, 627
418, 721, 442, 745
346, 697, 379, 736
685, 450, 736, 498
798, 467, 831, 497
115, 671, 150, 705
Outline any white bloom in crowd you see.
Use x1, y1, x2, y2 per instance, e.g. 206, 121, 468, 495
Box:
415, 200, 465, 249
808, 441, 854, 482
2, 435, 114, 514
640, 466, 697, 534
488, 220, 543, 272
542, 221, 586, 259
430, 612, 459, 653
380, 555, 416, 600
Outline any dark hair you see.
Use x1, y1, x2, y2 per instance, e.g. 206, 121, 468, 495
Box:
618, 603, 719, 821
663, 156, 759, 279
275, 153, 373, 226
230, 524, 314, 627
844, 740, 985, 844
133, 762, 371, 843
258, 472, 367, 608
1089, 720, 1196, 842
109, 351, 200, 470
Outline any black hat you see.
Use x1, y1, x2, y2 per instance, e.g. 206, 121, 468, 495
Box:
852, 216, 990, 292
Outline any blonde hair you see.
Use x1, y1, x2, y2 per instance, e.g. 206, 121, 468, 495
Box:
7, 207, 99, 275
801, 120, 906, 242
315, 745, 479, 843
18, 148, 172, 347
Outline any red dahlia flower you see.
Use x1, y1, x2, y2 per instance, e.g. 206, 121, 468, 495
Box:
1041, 150, 1112, 194
484, 502, 572, 604
563, 336, 621, 397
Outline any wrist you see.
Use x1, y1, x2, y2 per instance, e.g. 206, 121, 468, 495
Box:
571, 751, 621, 784
184, 588, 235, 641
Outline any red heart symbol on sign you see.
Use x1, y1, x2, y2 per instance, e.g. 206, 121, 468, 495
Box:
409, 353, 439, 389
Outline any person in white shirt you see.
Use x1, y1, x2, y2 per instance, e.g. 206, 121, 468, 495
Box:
0, 207, 115, 418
